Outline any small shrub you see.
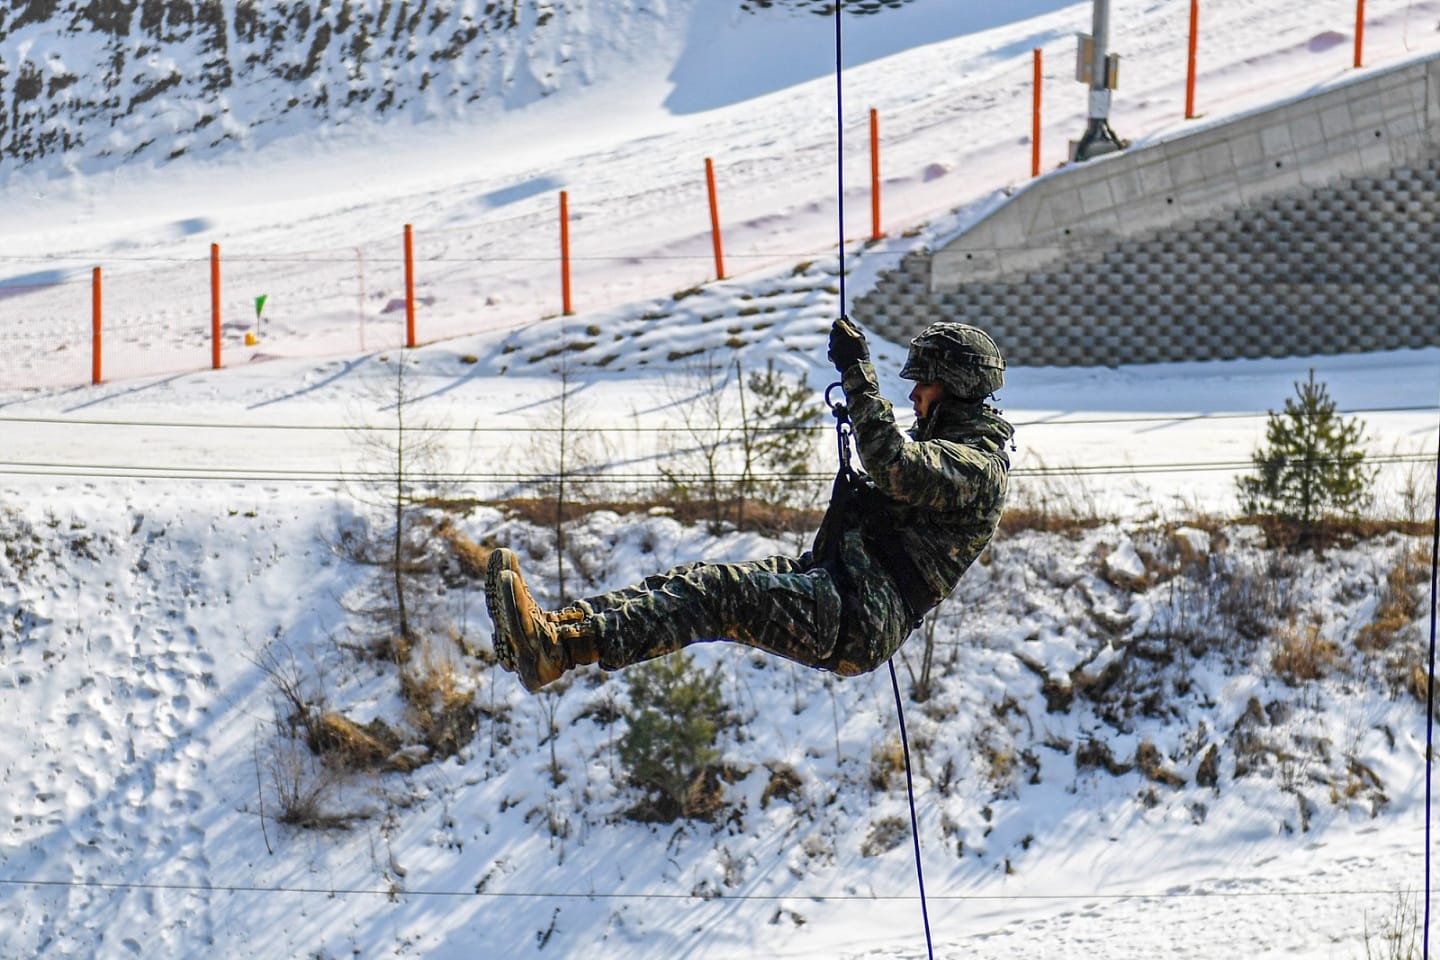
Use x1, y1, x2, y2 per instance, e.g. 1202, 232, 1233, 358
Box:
618, 652, 730, 821
260, 723, 362, 831
1237, 371, 1375, 532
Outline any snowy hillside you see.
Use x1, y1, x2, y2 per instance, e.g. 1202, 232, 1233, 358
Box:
1, 0, 1438, 957
0, 0, 681, 173
0, 485, 1432, 958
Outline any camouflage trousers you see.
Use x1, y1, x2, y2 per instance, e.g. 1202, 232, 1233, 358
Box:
573, 529, 916, 676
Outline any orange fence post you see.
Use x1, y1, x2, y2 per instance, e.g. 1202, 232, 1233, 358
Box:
704, 158, 726, 281
1354, 0, 1365, 68
210, 243, 222, 370
91, 267, 103, 385
1185, 0, 1199, 118
559, 191, 573, 316
870, 108, 884, 239
1031, 49, 1043, 177
403, 224, 417, 347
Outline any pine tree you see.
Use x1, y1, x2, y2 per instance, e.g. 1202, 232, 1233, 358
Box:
1237, 370, 1375, 525
618, 652, 729, 820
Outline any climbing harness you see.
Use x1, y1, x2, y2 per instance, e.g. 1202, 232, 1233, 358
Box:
829, 5, 936, 957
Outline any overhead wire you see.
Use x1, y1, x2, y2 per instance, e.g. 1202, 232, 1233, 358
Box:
0, 451, 1432, 484
0, 872, 1422, 903
0, 403, 1434, 433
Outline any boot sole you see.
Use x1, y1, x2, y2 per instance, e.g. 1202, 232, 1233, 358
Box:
485, 548, 521, 674
495, 570, 561, 693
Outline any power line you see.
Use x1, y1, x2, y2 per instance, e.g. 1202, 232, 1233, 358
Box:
0, 451, 1433, 484
0, 873, 1416, 904
0, 404, 1432, 435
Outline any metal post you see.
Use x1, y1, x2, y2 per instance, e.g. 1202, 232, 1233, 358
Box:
705, 158, 726, 281
210, 243, 222, 369
869, 109, 883, 240
1074, 0, 1127, 161
1185, 0, 1199, 119
559, 191, 573, 315
403, 223, 416, 347
1032, 49, 1043, 177
91, 267, 102, 385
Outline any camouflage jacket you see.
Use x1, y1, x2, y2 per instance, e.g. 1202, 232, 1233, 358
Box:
814, 358, 1013, 619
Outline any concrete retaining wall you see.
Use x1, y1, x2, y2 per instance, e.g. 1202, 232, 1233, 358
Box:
855, 52, 1440, 367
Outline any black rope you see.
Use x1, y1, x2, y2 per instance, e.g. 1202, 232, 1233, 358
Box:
834, 1, 848, 314
831, 4, 934, 956
1426, 395, 1439, 960
890, 659, 936, 957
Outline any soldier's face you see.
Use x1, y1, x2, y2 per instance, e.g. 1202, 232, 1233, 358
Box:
909, 381, 945, 420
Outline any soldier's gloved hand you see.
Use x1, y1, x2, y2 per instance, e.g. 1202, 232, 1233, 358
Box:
828, 317, 870, 373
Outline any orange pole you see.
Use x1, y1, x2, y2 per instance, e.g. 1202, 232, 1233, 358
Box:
559, 191, 573, 315
91, 267, 102, 385
403, 224, 416, 347
1031, 49, 1043, 177
870, 108, 883, 240
1185, 0, 1199, 118
210, 243, 222, 370
704, 158, 726, 281
1354, 0, 1365, 68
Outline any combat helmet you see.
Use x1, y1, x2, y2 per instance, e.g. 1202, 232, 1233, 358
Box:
899, 321, 1005, 401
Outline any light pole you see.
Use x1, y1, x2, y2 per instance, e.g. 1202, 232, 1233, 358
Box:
1073, 0, 1127, 161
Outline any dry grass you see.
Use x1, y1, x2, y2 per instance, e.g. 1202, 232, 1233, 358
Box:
1356, 542, 1429, 653
435, 519, 495, 580
1243, 515, 1429, 553
859, 816, 910, 858
1272, 619, 1339, 684
996, 506, 1109, 538
1400, 657, 1432, 707
1135, 740, 1187, 787
400, 648, 480, 762
868, 736, 907, 791
309, 712, 398, 770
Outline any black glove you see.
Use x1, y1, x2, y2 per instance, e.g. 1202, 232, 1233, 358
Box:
827, 317, 870, 373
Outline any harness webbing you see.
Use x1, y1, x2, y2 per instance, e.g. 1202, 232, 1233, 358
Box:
831, 7, 936, 956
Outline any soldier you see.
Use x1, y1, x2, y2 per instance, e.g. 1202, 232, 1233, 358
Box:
486, 317, 1013, 692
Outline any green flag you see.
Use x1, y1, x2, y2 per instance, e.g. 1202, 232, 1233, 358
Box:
254, 294, 268, 320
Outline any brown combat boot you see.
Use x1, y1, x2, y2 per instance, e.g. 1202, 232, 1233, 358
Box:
485, 548, 598, 692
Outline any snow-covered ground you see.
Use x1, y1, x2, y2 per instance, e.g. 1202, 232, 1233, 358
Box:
1, 1, 1438, 958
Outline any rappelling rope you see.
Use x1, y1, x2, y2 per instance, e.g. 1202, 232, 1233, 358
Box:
1424, 400, 1439, 960
830, 6, 936, 956
823, 385, 936, 960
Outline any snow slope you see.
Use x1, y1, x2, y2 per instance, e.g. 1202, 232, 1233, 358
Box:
1, 1, 1439, 958
3, 0, 1440, 386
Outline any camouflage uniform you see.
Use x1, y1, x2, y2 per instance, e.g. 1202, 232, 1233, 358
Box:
568, 356, 1013, 676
